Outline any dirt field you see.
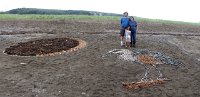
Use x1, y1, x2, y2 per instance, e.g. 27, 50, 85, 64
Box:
0, 20, 200, 97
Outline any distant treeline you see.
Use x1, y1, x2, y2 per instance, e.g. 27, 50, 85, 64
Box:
4, 8, 121, 16
0, 12, 6, 14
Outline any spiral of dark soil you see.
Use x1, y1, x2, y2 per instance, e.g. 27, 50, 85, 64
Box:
4, 38, 79, 56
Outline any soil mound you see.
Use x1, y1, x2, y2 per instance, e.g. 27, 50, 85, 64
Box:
4, 38, 81, 56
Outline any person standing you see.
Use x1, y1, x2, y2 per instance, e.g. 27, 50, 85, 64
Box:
129, 16, 138, 47
125, 27, 131, 48
120, 12, 129, 47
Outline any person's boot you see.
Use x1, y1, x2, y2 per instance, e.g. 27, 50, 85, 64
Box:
133, 44, 136, 48
131, 43, 135, 47
130, 42, 133, 47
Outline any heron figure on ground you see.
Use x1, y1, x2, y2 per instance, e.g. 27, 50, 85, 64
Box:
106, 49, 181, 81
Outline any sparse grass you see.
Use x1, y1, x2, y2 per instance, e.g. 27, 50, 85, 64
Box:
135, 16, 200, 25
0, 14, 199, 25
0, 14, 120, 21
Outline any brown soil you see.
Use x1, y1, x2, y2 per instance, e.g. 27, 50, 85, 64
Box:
4, 38, 79, 56
122, 79, 166, 90
137, 55, 160, 65
0, 20, 200, 97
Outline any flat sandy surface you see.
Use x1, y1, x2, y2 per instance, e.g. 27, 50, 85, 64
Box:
0, 20, 200, 97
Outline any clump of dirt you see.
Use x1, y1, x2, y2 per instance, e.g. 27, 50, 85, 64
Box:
4, 38, 80, 56
122, 79, 170, 90
137, 55, 159, 65
133, 49, 183, 67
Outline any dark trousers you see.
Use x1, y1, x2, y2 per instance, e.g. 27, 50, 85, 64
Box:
131, 30, 136, 45
120, 27, 125, 36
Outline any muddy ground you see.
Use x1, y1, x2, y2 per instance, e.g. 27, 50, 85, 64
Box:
0, 20, 200, 97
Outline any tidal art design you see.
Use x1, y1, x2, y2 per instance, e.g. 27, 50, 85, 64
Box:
104, 49, 183, 89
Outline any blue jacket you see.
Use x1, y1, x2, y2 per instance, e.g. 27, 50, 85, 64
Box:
121, 17, 129, 28
129, 21, 137, 31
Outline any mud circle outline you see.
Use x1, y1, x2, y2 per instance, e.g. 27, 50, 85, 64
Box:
3, 38, 87, 57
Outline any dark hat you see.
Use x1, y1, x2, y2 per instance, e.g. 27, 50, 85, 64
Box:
123, 11, 128, 14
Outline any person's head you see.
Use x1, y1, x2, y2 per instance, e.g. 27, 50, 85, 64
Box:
123, 12, 128, 17
126, 26, 130, 31
130, 16, 134, 21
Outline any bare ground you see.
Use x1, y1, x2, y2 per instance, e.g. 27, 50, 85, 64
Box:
0, 20, 200, 97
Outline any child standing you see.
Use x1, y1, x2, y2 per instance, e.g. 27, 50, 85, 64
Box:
120, 12, 129, 47
125, 27, 131, 48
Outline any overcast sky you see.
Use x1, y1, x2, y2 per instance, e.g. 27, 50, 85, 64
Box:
0, 0, 200, 23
